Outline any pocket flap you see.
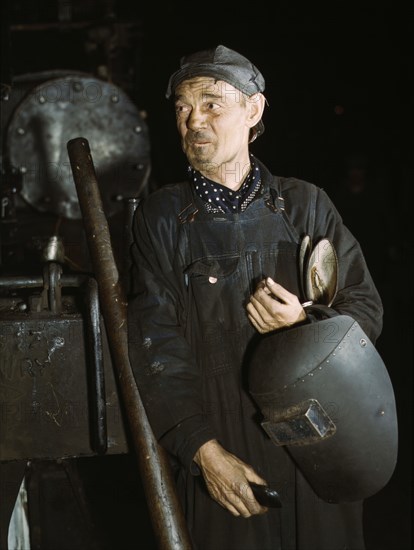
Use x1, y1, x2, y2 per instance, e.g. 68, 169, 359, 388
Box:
185, 256, 240, 278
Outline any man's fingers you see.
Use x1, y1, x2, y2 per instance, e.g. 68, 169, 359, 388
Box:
228, 495, 253, 518
247, 313, 264, 334
249, 292, 283, 320
209, 481, 264, 517
246, 299, 275, 333
265, 277, 294, 302
249, 279, 305, 332
229, 483, 266, 517
218, 500, 240, 517
247, 296, 269, 320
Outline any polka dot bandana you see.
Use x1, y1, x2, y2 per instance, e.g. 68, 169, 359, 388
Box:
189, 155, 262, 213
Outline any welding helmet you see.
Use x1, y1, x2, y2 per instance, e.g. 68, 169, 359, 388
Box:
248, 305, 398, 503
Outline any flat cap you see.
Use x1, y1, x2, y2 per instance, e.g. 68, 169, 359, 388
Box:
165, 44, 265, 99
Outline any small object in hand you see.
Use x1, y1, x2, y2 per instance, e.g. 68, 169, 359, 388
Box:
249, 482, 282, 508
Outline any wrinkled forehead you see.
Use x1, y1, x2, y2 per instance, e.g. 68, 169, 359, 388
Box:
174, 77, 246, 103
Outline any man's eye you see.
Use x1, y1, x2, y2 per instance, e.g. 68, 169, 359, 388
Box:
175, 104, 190, 114
207, 103, 220, 110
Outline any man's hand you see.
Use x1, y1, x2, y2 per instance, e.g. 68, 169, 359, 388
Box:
193, 439, 268, 517
246, 277, 306, 334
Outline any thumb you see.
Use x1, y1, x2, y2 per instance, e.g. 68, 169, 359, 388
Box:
265, 277, 289, 302
265, 277, 279, 294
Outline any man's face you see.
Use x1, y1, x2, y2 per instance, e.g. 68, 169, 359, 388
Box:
174, 77, 255, 182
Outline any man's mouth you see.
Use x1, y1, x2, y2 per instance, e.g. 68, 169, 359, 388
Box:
188, 133, 212, 146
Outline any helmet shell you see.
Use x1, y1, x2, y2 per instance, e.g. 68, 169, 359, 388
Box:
248, 314, 398, 502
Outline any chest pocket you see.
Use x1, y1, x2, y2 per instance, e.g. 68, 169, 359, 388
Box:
245, 241, 300, 297
185, 255, 250, 380
185, 255, 246, 333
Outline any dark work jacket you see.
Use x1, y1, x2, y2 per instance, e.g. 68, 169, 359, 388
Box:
127, 158, 383, 550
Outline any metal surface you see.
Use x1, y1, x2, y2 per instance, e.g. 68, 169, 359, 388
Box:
45, 262, 62, 313
0, 314, 128, 461
6, 73, 150, 219
0, 273, 88, 289
0, 269, 129, 461
67, 137, 192, 550
84, 277, 107, 455
249, 310, 398, 503
261, 398, 337, 446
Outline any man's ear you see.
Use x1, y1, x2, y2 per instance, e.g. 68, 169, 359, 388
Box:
246, 93, 266, 129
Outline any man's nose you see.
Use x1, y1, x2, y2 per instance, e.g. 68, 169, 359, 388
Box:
187, 107, 207, 131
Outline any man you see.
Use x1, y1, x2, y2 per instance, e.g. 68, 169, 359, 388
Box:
127, 45, 383, 550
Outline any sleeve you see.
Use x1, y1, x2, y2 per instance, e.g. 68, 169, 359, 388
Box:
311, 187, 384, 343
127, 195, 215, 470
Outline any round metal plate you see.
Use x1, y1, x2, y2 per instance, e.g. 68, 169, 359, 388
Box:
6, 74, 151, 219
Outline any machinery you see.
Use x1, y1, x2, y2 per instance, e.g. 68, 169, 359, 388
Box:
0, 5, 156, 547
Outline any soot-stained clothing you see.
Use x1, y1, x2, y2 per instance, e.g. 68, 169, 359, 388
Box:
127, 157, 383, 550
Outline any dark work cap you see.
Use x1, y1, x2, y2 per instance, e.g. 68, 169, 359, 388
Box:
165, 44, 265, 99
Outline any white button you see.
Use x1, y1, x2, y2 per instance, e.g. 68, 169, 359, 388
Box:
208, 276, 218, 284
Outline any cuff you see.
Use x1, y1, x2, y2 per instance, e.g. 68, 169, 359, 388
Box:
159, 415, 216, 473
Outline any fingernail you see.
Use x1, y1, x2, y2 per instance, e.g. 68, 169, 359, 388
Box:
267, 277, 275, 285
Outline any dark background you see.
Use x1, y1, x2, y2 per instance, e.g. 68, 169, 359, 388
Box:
1, 1, 412, 549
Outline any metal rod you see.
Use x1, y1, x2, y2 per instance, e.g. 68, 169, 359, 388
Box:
84, 277, 108, 455
0, 274, 88, 289
67, 137, 192, 550
47, 262, 62, 314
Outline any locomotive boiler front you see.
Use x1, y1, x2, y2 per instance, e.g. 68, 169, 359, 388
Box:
0, 70, 152, 549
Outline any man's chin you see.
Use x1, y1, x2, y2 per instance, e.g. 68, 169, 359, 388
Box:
192, 159, 218, 176
187, 152, 216, 173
